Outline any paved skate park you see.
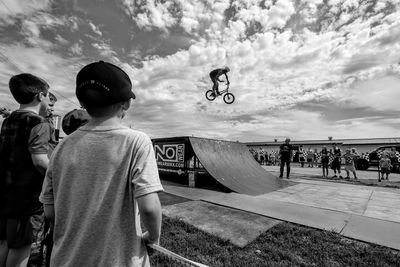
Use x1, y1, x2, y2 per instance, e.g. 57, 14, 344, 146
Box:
155, 137, 400, 251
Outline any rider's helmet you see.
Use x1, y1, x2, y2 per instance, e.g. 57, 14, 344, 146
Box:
224, 66, 230, 72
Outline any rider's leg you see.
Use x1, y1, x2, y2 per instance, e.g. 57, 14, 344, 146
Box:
212, 80, 219, 95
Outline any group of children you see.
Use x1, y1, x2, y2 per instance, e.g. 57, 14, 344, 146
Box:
322, 145, 394, 182
319, 145, 358, 179
0, 61, 163, 266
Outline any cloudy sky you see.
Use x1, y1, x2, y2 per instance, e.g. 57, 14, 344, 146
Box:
1, 0, 400, 142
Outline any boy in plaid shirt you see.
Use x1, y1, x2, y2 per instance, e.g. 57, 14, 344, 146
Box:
0, 73, 51, 266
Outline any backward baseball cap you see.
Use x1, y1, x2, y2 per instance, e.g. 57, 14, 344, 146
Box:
76, 60, 135, 106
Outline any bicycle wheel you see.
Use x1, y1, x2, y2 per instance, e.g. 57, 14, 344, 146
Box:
205, 90, 216, 101
223, 93, 235, 104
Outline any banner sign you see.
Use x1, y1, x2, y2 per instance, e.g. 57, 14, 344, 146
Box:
154, 143, 185, 169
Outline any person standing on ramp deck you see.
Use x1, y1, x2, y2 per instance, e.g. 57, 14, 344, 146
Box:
279, 138, 293, 179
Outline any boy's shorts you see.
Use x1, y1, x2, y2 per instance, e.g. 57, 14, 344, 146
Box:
380, 167, 390, 175
0, 213, 44, 248
331, 159, 341, 170
345, 164, 355, 172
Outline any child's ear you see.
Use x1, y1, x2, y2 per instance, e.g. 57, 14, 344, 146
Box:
122, 100, 131, 111
37, 92, 48, 101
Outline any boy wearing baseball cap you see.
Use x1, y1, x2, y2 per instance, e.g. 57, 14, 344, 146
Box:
40, 61, 163, 266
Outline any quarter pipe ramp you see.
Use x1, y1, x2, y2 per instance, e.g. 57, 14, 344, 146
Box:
188, 137, 290, 195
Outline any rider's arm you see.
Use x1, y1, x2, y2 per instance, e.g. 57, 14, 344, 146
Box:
216, 70, 225, 82
224, 73, 230, 84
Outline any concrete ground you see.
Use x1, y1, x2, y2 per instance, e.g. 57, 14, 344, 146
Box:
162, 200, 280, 247
263, 163, 400, 183
161, 166, 400, 250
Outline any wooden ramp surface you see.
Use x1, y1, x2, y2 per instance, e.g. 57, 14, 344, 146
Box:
189, 137, 291, 195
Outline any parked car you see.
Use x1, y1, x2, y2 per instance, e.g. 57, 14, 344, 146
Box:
356, 145, 400, 173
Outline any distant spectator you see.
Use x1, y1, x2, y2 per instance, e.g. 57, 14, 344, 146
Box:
331, 143, 343, 178
320, 146, 330, 178
270, 151, 276, 166
388, 147, 398, 172
307, 149, 314, 167
379, 153, 392, 182
279, 138, 293, 179
298, 146, 305, 167
351, 147, 360, 169
343, 148, 357, 180
264, 151, 269, 165
258, 147, 265, 165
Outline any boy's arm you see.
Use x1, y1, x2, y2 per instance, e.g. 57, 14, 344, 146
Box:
31, 153, 49, 175
44, 204, 55, 230
29, 122, 51, 175
137, 192, 162, 244
132, 138, 164, 245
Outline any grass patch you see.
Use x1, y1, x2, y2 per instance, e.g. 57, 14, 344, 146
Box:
150, 216, 400, 267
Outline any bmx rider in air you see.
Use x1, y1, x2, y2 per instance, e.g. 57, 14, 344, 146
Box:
209, 66, 230, 96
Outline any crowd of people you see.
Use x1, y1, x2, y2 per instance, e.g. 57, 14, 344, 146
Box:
250, 140, 398, 181
0, 61, 163, 266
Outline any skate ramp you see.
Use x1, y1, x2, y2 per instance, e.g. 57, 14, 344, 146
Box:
189, 137, 291, 195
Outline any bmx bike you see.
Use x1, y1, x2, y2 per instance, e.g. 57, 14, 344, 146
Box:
205, 84, 235, 104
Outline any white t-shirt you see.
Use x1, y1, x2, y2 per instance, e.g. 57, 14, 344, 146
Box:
40, 124, 163, 267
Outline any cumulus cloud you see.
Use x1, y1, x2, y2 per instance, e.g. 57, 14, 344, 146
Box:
69, 42, 83, 56
0, 44, 82, 119
233, 0, 295, 31
1, 0, 400, 141
88, 22, 102, 36
92, 42, 118, 59
346, 75, 400, 112
115, 0, 400, 140
129, 0, 178, 31
0, 0, 52, 25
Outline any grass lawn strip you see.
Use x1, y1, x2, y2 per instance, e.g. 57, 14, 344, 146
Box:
150, 216, 400, 267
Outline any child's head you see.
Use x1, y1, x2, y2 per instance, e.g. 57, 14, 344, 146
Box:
383, 152, 388, 158
40, 91, 58, 118
76, 61, 135, 118
62, 109, 90, 135
49, 92, 57, 104
9, 73, 50, 104
345, 148, 351, 154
